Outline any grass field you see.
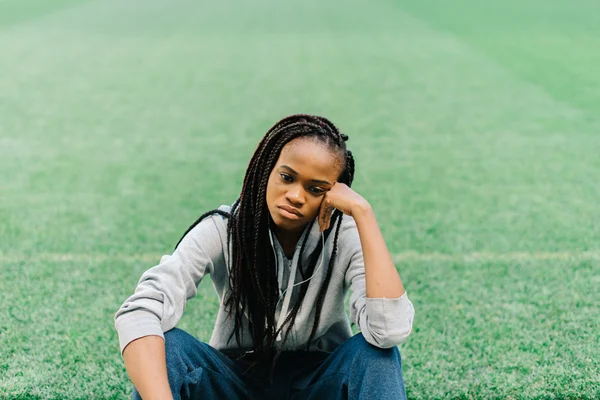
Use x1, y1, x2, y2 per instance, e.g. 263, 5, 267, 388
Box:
1, 0, 599, 398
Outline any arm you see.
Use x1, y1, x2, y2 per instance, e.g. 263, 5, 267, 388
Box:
352, 204, 405, 298
318, 183, 405, 298
114, 215, 225, 394
319, 183, 414, 348
123, 336, 173, 400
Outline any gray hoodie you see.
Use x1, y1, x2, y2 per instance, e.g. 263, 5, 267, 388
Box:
114, 205, 415, 354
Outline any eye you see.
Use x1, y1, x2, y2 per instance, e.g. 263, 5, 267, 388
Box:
280, 173, 293, 182
309, 187, 325, 195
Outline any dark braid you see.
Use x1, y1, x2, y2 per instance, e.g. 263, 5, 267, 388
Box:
306, 210, 344, 348
175, 114, 356, 378
296, 219, 315, 280
174, 209, 231, 249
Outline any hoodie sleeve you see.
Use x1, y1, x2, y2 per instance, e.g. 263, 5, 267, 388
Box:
114, 215, 224, 354
342, 217, 415, 348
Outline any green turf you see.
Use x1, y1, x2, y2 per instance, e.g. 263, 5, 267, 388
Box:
1, 0, 599, 398
0, 0, 85, 29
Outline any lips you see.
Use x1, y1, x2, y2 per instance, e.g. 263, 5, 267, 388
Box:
278, 205, 303, 218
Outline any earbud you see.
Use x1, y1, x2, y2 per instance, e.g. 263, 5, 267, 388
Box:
274, 231, 326, 342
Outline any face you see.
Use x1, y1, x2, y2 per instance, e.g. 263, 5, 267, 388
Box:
266, 137, 343, 236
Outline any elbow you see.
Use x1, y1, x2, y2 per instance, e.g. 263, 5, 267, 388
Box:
362, 295, 415, 348
365, 324, 413, 348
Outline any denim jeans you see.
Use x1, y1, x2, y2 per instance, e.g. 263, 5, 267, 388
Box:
132, 328, 407, 400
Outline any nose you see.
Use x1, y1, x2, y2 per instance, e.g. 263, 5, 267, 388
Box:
285, 185, 305, 206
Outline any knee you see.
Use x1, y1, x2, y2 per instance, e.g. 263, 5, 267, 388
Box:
164, 328, 189, 353
348, 333, 401, 367
163, 328, 215, 369
343, 335, 407, 399
163, 328, 207, 365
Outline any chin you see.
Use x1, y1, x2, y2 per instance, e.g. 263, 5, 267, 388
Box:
270, 212, 305, 232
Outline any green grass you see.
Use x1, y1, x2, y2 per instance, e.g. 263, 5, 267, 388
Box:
1, 0, 599, 398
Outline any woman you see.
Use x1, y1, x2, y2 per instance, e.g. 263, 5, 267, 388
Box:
115, 114, 415, 400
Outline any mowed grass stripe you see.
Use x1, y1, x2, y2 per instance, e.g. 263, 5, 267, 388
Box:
0, 0, 86, 30
2, 0, 599, 398
2, 251, 600, 264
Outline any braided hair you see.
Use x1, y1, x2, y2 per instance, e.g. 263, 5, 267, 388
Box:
175, 114, 355, 377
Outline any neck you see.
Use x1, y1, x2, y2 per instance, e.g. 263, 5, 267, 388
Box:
273, 227, 304, 259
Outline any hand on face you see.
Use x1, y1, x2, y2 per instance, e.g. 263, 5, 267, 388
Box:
318, 183, 370, 232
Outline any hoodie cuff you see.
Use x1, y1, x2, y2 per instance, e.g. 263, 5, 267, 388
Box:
364, 292, 414, 347
115, 310, 165, 355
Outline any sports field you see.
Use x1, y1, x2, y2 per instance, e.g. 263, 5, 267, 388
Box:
1, 0, 599, 398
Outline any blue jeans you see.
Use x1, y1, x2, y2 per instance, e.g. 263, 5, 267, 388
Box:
132, 328, 407, 400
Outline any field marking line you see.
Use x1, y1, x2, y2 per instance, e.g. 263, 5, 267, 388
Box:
1, 251, 599, 263
392, 251, 600, 263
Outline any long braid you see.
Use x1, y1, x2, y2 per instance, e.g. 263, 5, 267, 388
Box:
306, 210, 344, 348
174, 209, 232, 250
296, 218, 316, 280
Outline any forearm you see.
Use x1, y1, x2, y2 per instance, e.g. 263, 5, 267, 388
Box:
123, 335, 174, 400
352, 205, 405, 298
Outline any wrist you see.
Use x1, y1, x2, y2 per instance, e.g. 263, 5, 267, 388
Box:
351, 201, 373, 220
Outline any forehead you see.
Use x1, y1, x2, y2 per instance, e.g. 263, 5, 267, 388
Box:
277, 138, 343, 182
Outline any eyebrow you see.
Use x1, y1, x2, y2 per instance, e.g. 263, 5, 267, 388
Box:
280, 165, 332, 185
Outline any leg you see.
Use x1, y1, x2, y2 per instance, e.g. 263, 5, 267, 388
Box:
290, 333, 407, 400
132, 328, 259, 400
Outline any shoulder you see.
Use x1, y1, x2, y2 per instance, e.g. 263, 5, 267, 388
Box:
338, 214, 359, 238
332, 214, 361, 252
178, 204, 232, 251
327, 214, 362, 278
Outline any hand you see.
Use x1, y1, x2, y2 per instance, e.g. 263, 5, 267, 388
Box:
318, 183, 371, 232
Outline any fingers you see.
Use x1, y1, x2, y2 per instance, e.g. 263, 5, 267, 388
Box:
318, 204, 327, 232
319, 201, 334, 232
322, 209, 330, 232
318, 207, 323, 232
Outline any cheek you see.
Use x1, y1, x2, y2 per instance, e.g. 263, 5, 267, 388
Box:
305, 196, 323, 217
265, 174, 280, 203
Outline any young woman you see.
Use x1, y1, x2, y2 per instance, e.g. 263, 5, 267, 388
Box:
115, 114, 415, 400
